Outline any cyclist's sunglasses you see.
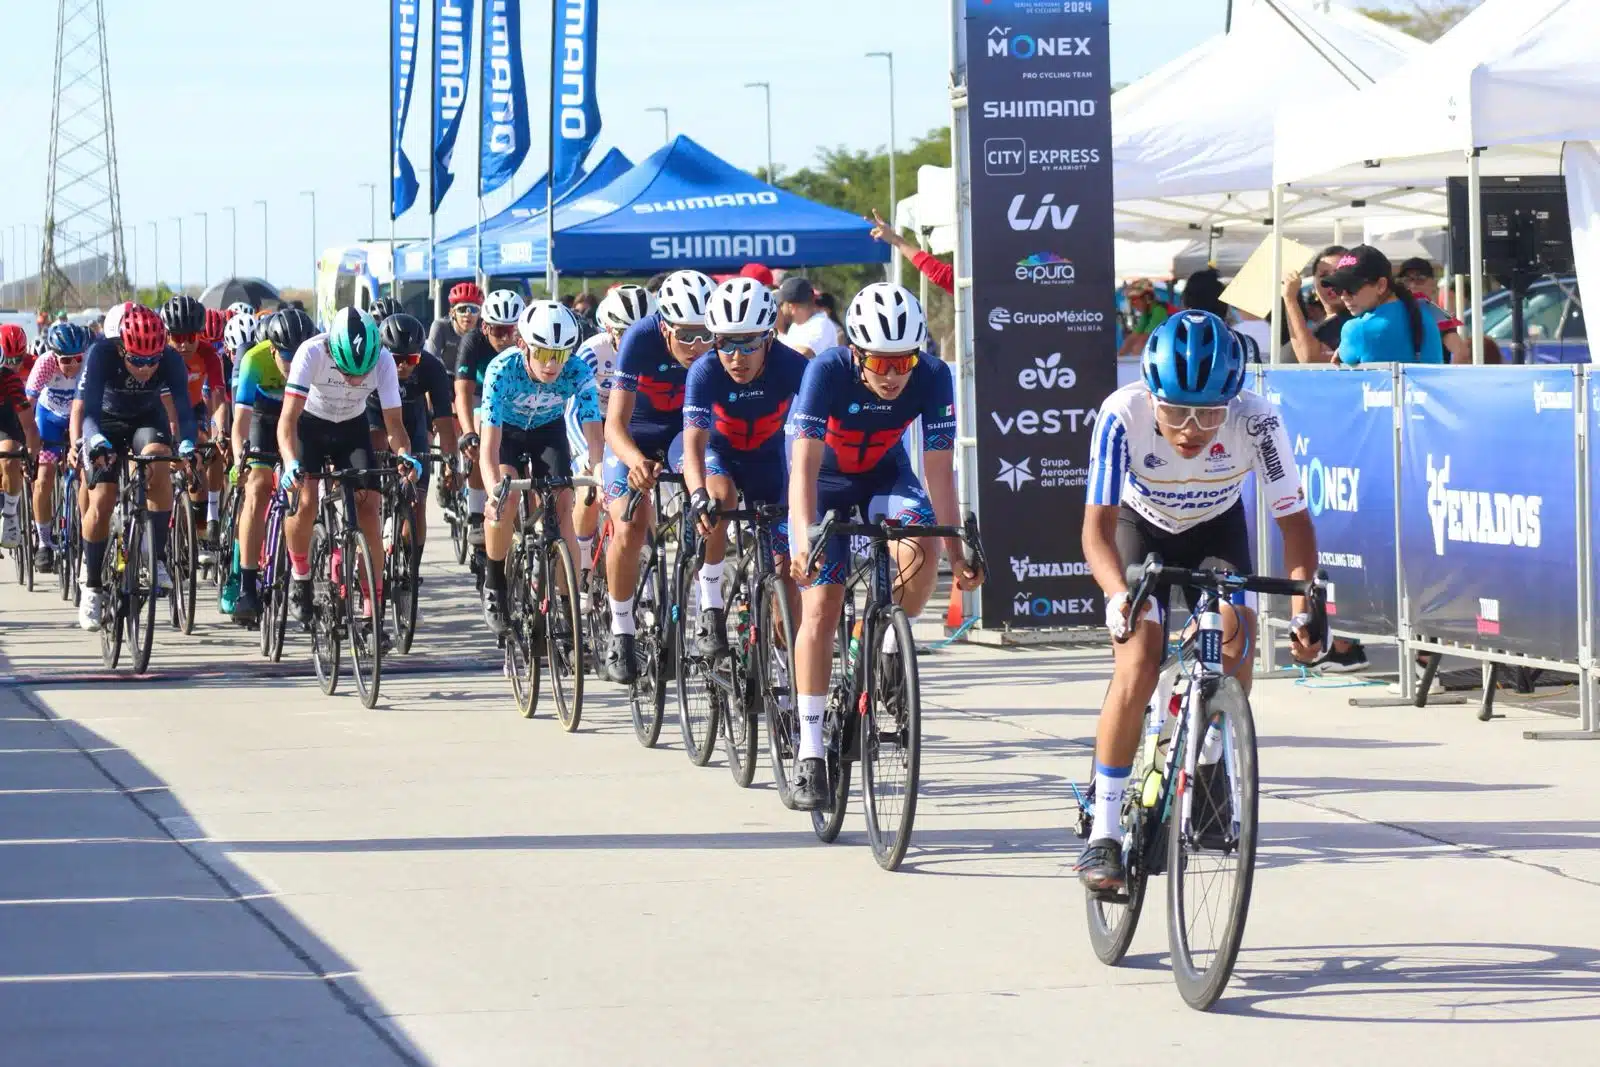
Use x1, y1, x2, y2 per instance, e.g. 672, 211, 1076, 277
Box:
669, 325, 715, 346
124, 351, 164, 368
1154, 400, 1228, 432
452, 303, 481, 316
58, 353, 84, 365
854, 347, 918, 376
715, 332, 769, 357
525, 345, 569, 365
397, 353, 422, 367
485, 323, 517, 337
170, 332, 199, 345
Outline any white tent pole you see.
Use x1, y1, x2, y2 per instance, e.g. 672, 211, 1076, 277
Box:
1331, 218, 1344, 246
1269, 184, 1284, 364
1468, 148, 1485, 364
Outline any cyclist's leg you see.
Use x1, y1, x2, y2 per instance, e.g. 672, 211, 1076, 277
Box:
33, 409, 68, 548
408, 418, 431, 553
238, 410, 280, 575
0, 409, 26, 546
465, 389, 487, 544
602, 444, 654, 635
527, 423, 578, 590
569, 403, 600, 568
188, 402, 211, 537
867, 464, 941, 621
285, 414, 334, 578
794, 478, 862, 766
330, 418, 385, 601
132, 422, 176, 580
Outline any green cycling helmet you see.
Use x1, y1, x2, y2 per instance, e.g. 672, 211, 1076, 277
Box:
328, 306, 381, 376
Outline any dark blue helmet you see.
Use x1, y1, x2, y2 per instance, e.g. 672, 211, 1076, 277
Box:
46, 321, 91, 357
1140, 310, 1243, 406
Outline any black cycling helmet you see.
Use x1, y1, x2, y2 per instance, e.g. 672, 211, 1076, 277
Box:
379, 313, 426, 357
160, 294, 207, 335
265, 306, 317, 355
370, 297, 402, 322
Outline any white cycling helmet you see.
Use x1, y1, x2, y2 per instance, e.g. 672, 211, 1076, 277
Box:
517, 300, 582, 351
104, 300, 133, 339
846, 282, 927, 354
224, 311, 259, 354
596, 284, 657, 332
226, 300, 256, 318
705, 277, 778, 335
482, 288, 526, 326
655, 270, 716, 326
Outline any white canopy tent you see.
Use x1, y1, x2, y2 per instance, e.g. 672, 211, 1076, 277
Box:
1113, 0, 1434, 244
1272, 0, 1600, 362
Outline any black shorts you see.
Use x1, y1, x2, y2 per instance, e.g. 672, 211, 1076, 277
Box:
97, 410, 173, 457
297, 411, 378, 488
245, 405, 281, 466
0, 405, 25, 446
496, 421, 572, 486
1115, 501, 1254, 616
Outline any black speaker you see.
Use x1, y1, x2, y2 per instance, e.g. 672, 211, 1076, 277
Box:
1448, 175, 1573, 279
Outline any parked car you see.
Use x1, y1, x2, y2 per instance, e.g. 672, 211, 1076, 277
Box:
1461, 274, 1586, 362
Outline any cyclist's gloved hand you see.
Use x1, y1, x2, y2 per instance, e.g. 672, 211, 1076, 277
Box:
178, 439, 196, 459
399, 452, 424, 478
1289, 611, 1327, 663
458, 432, 480, 451
87, 434, 113, 460
1104, 590, 1158, 641
688, 487, 711, 521
282, 457, 303, 487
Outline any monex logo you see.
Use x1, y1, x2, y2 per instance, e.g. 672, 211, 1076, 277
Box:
987, 26, 1092, 58
1424, 454, 1542, 557
1013, 591, 1096, 618
1293, 434, 1360, 516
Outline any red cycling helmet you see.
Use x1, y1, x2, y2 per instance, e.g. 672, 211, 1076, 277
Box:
119, 305, 168, 357
448, 282, 485, 308
0, 323, 27, 359
203, 307, 227, 344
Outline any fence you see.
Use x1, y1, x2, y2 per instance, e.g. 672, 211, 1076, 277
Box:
1247, 364, 1597, 738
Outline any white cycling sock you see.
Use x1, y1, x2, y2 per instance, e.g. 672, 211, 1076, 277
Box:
576, 535, 594, 572
697, 560, 725, 610
468, 487, 486, 516
609, 595, 635, 635
2, 492, 16, 516
882, 614, 920, 654
207, 491, 219, 522
1092, 762, 1132, 844
35, 520, 52, 546
798, 693, 827, 761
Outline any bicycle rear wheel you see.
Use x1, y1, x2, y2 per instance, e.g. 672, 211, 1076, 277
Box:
583, 564, 610, 677
674, 550, 719, 764
722, 559, 764, 788
761, 574, 801, 808
449, 485, 469, 564
18, 483, 34, 591
346, 533, 383, 709
127, 516, 157, 674
309, 523, 340, 695
99, 530, 123, 668
1085, 782, 1152, 966
264, 518, 291, 662
1167, 677, 1258, 1011
170, 497, 197, 634
628, 534, 668, 748
811, 600, 855, 844
545, 539, 585, 732
506, 545, 540, 718
861, 608, 921, 871
389, 500, 419, 654
64, 486, 82, 604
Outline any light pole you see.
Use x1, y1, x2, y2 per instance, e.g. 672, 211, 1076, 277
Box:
300, 191, 317, 291
254, 200, 268, 281
744, 82, 774, 182
359, 182, 377, 239
224, 206, 237, 279
646, 106, 670, 145
171, 216, 185, 294
194, 211, 209, 291
128, 225, 138, 294
148, 221, 159, 297
866, 51, 898, 283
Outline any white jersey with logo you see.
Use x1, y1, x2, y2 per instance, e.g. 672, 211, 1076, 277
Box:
1086, 382, 1306, 533
575, 331, 621, 401
285, 333, 402, 424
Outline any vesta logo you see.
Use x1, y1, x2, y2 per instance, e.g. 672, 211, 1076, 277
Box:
556, 0, 590, 142
986, 27, 1092, 58
437, 1, 469, 122
1007, 195, 1078, 232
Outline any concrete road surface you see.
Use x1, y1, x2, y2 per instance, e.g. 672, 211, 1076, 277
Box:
0, 533, 1596, 1066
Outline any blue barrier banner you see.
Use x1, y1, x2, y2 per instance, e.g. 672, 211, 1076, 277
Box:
1400, 366, 1580, 660
431, 0, 475, 212
479, 0, 529, 196
1262, 368, 1398, 634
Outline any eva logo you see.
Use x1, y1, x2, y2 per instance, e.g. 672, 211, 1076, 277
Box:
1017, 353, 1076, 390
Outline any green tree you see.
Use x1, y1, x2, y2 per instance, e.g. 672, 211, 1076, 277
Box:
1356, 1, 1482, 41
772, 126, 954, 349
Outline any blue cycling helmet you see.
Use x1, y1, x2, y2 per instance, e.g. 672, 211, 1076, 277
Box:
46, 321, 91, 357
1140, 310, 1243, 406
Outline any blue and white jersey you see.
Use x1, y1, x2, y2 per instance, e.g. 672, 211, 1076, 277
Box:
478, 348, 601, 432
1086, 382, 1305, 534
575, 331, 622, 403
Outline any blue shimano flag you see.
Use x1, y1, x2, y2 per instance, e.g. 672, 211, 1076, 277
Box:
550, 0, 600, 194
431, 0, 475, 212
479, 0, 530, 195
390, 0, 421, 217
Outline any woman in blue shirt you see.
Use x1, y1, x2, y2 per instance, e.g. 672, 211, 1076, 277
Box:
1321, 245, 1444, 366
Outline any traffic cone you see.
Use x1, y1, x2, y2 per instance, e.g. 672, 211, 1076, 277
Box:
945, 587, 964, 633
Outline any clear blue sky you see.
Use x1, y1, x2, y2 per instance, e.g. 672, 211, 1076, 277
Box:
0, 0, 1255, 291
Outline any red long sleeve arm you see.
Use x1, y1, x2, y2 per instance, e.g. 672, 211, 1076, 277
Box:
910, 250, 955, 295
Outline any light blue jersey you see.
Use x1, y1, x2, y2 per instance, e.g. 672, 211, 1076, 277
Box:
477, 349, 602, 432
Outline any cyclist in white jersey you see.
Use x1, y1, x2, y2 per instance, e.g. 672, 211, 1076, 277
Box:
1075, 310, 1323, 895
567, 284, 655, 572
278, 307, 420, 627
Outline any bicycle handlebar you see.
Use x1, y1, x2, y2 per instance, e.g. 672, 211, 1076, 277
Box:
493, 473, 601, 508
1116, 553, 1329, 646
802, 510, 986, 580
620, 466, 685, 523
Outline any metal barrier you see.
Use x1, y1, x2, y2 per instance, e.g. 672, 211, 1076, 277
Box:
1249, 364, 1597, 739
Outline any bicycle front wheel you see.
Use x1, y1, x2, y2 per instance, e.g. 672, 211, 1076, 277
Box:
674, 549, 719, 764
19, 483, 34, 591
449, 486, 469, 564
546, 538, 584, 732
389, 500, 419, 654
861, 608, 921, 871
628, 534, 668, 748
722, 560, 765, 788
346, 533, 383, 709
506, 545, 540, 718
99, 529, 123, 669
309, 523, 340, 695
264, 520, 291, 662
1167, 677, 1259, 1012
127, 516, 158, 674
811, 596, 855, 844
761, 574, 801, 808
171, 498, 197, 634
64, 487, 82, 604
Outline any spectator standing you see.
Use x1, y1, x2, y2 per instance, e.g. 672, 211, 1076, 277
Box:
1181, 267, 1263, 362
775, 277, 840, 358
867, 210, 954, 295
1282, 245, 1352, 363
1397, 257, 1472, 364
1117, 278, 1169, 356
1322, 245, 1444, 367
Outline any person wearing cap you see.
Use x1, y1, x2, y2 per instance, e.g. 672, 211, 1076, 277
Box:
1397, 257, 1472, 364
1282, 246, 1353, 364
1320, 245, 1443, 367
1118, 278, 1169, 356
776, 276, 840, 359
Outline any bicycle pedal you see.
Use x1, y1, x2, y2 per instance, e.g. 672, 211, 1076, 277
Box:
1092, 888, 1130, 906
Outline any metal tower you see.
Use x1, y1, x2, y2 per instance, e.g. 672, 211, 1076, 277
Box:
39, 0, 128, 313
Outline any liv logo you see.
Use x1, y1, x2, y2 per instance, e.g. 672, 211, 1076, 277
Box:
1006, 194, 1079, 232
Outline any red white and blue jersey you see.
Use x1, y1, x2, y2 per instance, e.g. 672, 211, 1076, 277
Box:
791, 347, 956, 481
684, 340, 807, 460
613, 310, 690, 455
